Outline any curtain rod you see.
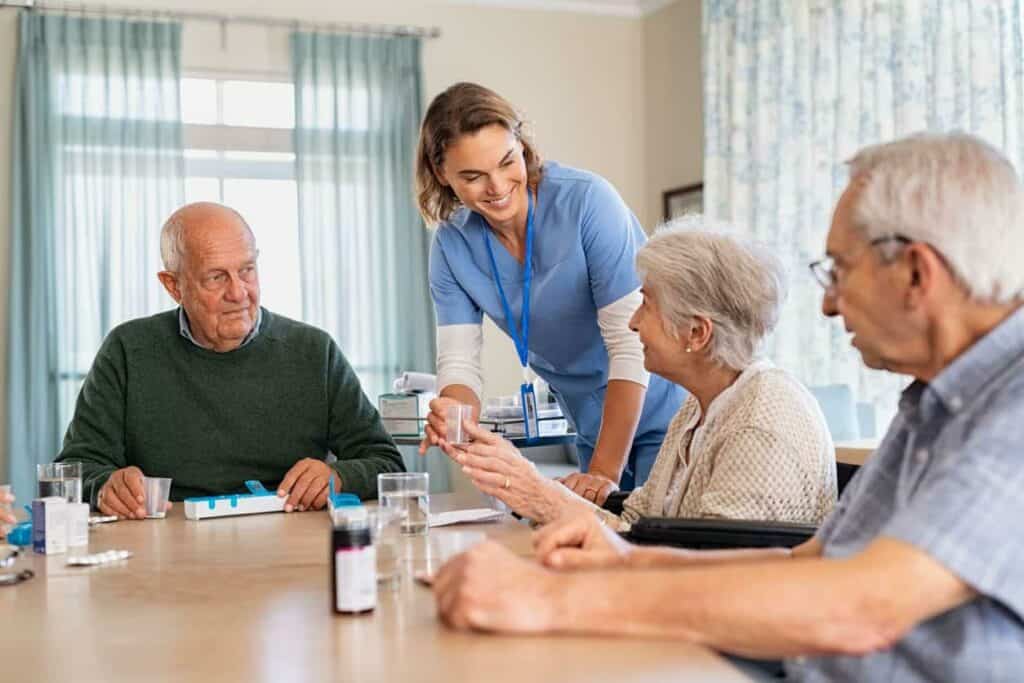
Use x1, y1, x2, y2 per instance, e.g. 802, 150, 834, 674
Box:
0, 0, 442, 38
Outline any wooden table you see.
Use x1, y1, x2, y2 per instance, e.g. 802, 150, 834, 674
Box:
835, 439, 877, 467
1, 493, 750, 682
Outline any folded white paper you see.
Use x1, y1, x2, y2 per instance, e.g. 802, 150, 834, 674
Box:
428, 508, 505, 527
393, 372, 437, 393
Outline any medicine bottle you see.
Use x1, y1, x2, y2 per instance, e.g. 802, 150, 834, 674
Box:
331, 521, 376, 614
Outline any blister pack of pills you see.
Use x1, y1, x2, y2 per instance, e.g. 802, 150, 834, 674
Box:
66, 550, 132, 566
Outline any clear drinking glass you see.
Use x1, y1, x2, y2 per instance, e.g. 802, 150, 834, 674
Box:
367, 507, 404, 589
445, 404, 474, 446
36, 462, 82, 503
377, 472, 430, 536
421, 530, 487, 579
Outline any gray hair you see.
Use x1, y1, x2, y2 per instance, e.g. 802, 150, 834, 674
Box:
159, 203, 255, 272
847, 132, 1024, 303
160, 214, 188, 271
636, 215, 788, 371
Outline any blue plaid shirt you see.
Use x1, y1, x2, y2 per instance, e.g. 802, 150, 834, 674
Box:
790, 306, 1024, 682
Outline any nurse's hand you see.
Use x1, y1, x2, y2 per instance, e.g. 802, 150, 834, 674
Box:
439, 420, 570, 525
558, 471, 618, 505
419, 396, 463, 455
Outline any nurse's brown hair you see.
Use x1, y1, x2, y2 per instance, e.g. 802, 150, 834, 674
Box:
415, 82, 543, 225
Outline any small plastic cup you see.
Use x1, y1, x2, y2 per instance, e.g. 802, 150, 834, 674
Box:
445, 404, 474, 446
143, 477, 172, 519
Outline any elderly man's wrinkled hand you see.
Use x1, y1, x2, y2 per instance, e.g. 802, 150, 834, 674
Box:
558, 471, 618, 505
278, 458, 338, 512
98, 466, 171, 520
433, 540, 561, 633
439, 420, 562, 523
533, 511, 634, 571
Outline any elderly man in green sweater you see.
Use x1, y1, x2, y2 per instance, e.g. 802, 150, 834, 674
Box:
54, 202, 405, 519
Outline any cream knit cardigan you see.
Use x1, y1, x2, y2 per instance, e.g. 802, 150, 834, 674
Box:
594, 361, 837, 530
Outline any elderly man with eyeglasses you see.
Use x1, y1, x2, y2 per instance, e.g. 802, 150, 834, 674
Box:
428, 132, 1024, 682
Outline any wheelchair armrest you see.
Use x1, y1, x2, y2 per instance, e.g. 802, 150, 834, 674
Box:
625, 517, 816, 550
602, 491, 630, 516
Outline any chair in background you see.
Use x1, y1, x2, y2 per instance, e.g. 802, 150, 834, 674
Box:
808, 384, 860, 442
856, 401, 877, 439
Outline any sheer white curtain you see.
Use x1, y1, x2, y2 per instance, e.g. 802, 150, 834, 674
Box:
704, 0, 1024, 430
8, 11, 184, 500
291, 32, 434, 400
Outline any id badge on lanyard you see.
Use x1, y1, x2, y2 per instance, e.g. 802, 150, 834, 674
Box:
484, 189, 541, 440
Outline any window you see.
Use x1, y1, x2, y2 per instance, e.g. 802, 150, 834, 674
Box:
181, 75, 302, 321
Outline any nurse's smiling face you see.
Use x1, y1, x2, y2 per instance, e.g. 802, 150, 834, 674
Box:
629, 284, 686, 377
437, 124, 530, 231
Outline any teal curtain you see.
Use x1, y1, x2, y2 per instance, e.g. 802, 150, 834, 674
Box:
291, 32, 434, 400
7, 11, 184, 500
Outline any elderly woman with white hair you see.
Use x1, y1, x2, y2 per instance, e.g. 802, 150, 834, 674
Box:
442, 218, 837, 528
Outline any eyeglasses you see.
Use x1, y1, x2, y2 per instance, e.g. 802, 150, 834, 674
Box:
809, 235, 911, 291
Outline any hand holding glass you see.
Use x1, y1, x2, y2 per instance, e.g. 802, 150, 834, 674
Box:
0, 484, 14, 529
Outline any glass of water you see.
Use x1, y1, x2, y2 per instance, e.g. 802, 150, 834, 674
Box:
367, 506, 404, 588
36, 462, 82, 504
377, 472, 429, 536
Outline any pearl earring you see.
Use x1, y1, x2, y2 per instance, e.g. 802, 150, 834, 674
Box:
686, 346, 692, 353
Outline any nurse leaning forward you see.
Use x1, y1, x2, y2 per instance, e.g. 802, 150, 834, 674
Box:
415, 82, 684, 502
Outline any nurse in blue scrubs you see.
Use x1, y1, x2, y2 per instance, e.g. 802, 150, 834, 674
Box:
415, 82, 684, 501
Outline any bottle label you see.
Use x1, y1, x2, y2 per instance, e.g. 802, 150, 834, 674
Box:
335, 546, 377, 613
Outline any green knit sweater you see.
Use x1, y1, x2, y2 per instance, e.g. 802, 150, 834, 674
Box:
56, 308, 405, 504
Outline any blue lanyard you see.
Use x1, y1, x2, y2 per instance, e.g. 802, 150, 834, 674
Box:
483, 189, 535, 369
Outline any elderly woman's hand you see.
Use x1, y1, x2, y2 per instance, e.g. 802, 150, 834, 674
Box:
433, 540, 561, 633
0, 487, 16, 530
533, 511, 634, 571
439, 420, 567, 524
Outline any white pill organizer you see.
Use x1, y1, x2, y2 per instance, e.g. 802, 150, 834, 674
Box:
184, 481, 286, 520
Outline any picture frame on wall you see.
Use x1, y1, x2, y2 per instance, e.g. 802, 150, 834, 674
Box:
662, 182, 704, 222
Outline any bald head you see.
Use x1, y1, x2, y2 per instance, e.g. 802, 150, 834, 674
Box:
157, 202, 261, 353
160, 202, 256, 272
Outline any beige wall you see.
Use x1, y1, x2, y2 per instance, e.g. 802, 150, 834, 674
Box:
0, 1, 702, 470
644, 0, 703, 229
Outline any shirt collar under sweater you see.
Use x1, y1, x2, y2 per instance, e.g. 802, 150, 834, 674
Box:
178, 306, 263, 350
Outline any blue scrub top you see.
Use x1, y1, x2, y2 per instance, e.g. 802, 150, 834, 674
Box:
429, 162, 685, 485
